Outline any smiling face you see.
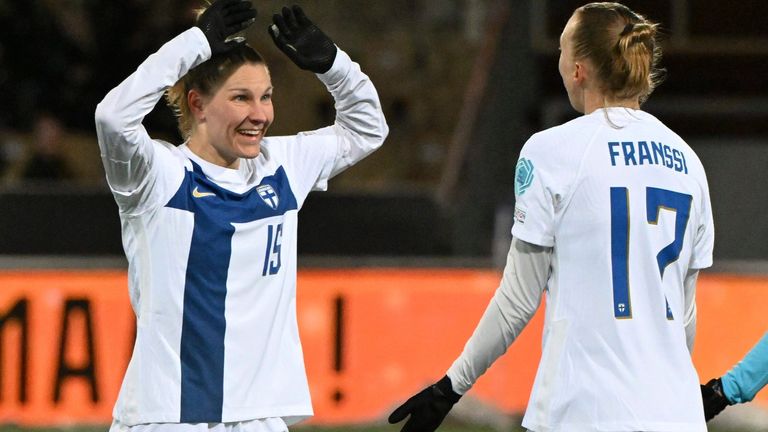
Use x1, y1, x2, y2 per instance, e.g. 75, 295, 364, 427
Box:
188, 63, 274, 168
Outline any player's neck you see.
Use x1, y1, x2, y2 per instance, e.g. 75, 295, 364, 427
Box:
583, 91, 640, 114
187, 132, 241, 170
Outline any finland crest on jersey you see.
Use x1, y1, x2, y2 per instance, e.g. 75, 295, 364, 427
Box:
257, 184, 279, 209
161, 160, 304, 423
113, 155, 314, 425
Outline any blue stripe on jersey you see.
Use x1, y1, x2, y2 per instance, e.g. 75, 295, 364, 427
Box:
610, 187, 632, 319
166, 161, 298, 422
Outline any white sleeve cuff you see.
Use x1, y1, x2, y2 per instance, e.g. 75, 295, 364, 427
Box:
316, 47, 351, 86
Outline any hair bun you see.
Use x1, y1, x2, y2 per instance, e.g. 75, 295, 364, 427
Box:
573, 3, 664, 104
620, 23, 635, 36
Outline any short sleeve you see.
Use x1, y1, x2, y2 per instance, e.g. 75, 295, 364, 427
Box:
510, 139, 557, 247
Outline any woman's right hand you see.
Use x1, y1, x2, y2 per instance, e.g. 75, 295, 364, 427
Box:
197, 0, 257, 55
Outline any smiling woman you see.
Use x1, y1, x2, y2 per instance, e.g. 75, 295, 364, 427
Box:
93, 1, 387, 432
165, 46, 273, 167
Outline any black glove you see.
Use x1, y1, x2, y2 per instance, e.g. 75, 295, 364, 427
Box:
197, 0, 257, 55
701, 377, 731, 421
388, 376, 462, 432
268, 5, 337, 74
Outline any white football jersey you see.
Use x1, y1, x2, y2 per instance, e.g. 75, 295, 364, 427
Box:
95, 28, 387, 426
512, 108, 713, 431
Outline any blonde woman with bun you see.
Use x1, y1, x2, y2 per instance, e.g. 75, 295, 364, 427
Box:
390, 3, 712, 431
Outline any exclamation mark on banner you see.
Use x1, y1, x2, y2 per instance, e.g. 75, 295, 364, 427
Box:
332, 295, 345, 404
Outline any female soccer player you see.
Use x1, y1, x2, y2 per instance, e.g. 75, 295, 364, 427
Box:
95, 1, 387, 431
389, 3, 713, 431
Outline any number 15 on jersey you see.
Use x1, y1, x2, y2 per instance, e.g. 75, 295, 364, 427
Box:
263, 223, 283, 276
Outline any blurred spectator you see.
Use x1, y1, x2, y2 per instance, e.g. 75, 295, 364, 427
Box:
0, 127, 24, 180
19, 112, 73, 181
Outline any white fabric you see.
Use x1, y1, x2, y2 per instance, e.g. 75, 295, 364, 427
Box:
447, 108, 712, 432
447, 238, 551, 394
95, 27, 387, 426
683, 269, 699, 353
109, 418, 288, 432
510, 108, 712, 431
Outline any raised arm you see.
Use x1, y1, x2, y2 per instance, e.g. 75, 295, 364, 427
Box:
94, 0, 256, 211
269, 6, 388, 179
94, 28, 210, 196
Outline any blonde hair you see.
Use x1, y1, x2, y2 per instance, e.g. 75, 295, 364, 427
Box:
572, 2, 664, 104
164, 45, 265, 139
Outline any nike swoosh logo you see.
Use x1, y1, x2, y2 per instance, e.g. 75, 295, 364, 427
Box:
192, 186, 216, 198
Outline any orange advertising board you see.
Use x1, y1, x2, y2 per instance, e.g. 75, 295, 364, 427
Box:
0, 269, 765, 425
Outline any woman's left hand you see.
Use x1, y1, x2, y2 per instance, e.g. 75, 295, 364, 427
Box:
268, 5, 337, 74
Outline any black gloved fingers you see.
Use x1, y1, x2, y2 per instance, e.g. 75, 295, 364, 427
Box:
222, 2, 256, 20
223, 21, 255, 40
271, 13, 293, 41
267, 24, 283, 45
388, 398, 416, 424
267, 23, 288, 49
281, 6, 300, 31
222, 1, 256, 27
226, 8, 257, 21
401, 414, 439, 432
221, 0, 252, 15
214, 0, 240, 11
268, 4, 335, 73
197, 0, 252, 55
268, 24, 301, 66
291, 5, 312, 26
221, 38, 246, 51
224, 10, 257, 32
217, 0, 251, 24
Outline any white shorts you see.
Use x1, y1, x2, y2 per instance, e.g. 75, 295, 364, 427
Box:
109, 418, 289, 432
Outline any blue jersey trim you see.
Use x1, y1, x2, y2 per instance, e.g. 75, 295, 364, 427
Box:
166, 161, 298, 422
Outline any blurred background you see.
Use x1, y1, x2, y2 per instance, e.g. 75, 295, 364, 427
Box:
1, 0, 768, 262
0, 0, 767, 431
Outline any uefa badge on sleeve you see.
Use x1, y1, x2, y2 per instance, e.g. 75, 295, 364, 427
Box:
515, 158, 534, 197
514, 205, 527, 224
